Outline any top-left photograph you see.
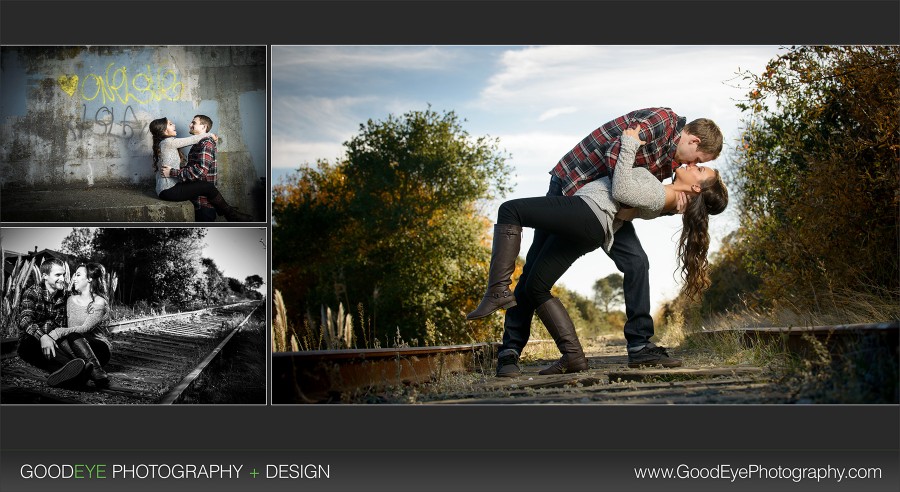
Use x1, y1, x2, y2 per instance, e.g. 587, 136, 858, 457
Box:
0, 46, 267, 223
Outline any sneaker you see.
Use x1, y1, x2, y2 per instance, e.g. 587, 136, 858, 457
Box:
47, 359, 86, 387
495, 349, 521, 378
627, 344, 682, 368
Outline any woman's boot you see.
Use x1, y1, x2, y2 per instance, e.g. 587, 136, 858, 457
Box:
466, 224, 522, 320
56, 337, 93, 384
70, 337, 110, 388
536, 298, 588, 375
209, 192, 254, 222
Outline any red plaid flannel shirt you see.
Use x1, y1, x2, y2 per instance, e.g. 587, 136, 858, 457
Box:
172, 136, 217, 210
17, 284, 67, 340
551, 107, 686, 196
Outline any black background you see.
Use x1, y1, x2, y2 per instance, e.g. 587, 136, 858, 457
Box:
1, 1, 898, 491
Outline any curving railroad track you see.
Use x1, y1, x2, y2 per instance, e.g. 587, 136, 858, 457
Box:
1, 301, 262, 404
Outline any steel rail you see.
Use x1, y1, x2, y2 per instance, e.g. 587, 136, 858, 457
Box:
157, 304, 261, 404
273, 342, 499, 403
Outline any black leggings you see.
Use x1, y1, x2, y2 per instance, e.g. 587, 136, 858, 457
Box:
497, 196, 606, 306
158, 181, 219, 202
501, 178, 653, 354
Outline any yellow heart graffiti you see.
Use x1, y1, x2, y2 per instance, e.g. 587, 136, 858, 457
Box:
58, 74, 79, 97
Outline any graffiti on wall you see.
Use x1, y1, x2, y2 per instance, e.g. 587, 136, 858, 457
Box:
57, 63, 184, 105
69, 104, 147, 141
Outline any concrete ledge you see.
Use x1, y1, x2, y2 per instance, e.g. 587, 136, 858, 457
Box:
1, 186, 195, 222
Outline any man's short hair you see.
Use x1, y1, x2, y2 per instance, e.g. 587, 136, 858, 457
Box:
194, 114, 213, 132
684, 118, 723, 159
39, 258, 66, 276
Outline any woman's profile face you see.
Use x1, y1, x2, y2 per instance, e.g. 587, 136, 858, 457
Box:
164, 120, 177, 137
71, 266, 89, 293
674, 164, 712, 191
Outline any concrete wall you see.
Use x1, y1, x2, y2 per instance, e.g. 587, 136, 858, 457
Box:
0, 46, 266, 216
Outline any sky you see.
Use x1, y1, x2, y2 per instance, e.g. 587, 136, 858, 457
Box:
0, 227, 267, 290
272, 45, 787, 313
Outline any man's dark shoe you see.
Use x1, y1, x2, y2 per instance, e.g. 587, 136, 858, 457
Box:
47, 359, 86, 387
627, 344, 682, 368
495, 349, 521, 378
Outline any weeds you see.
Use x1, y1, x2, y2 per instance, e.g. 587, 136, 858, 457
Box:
662, 293, 899, 403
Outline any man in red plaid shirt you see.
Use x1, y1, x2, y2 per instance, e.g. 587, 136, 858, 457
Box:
496, 107, 723, 376
168, 115, 218, 221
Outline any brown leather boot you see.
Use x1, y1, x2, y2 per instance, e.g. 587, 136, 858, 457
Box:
536, 298, 588, 375
466, 224, 522, 320
70, 336, 110, 388
209, 192, 253, 222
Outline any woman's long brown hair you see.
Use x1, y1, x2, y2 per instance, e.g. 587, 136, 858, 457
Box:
677, 169, 728, 301
149, 117, 187, 172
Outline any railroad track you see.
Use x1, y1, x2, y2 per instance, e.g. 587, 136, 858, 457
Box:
1, 301, 262, 404
273, 321, 899, 404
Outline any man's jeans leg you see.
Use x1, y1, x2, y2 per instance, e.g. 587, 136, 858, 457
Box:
607, 221, 654, 349
17, 336, 54, 373
194, 205, 217, 222
500, 176, 563, 354
500, 227, 547, 353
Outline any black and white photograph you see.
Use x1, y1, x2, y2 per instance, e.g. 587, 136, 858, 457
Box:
1, 227, 266, 404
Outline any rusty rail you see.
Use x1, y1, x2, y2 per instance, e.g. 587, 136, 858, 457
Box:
689, 321, 899, 355
273, 342, 499, 403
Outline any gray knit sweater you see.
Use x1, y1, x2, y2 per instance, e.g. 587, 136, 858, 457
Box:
573, 135, 666, 252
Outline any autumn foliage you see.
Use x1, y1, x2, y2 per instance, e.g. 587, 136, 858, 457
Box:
273, 109, 513, 346
687, 46, 899, 317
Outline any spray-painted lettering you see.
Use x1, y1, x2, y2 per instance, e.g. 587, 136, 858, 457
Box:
58, 63, 184, 105
69, 104, 147, 141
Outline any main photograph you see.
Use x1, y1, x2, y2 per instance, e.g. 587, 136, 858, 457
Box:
270, 46, 899, 404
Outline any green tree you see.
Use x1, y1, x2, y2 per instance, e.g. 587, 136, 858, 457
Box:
592, 273, 624, 313
274, 108, 512, 345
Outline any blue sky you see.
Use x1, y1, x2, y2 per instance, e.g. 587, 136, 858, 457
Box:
272, 45, 786, 313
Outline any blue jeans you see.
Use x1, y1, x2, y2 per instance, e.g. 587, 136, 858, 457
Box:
500, 176, 654, 354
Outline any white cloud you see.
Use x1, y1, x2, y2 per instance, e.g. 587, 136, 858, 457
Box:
478, 45, 781, 122
538, 106, 578, 122
272, 95, 374, 141
271, 137, 345, 170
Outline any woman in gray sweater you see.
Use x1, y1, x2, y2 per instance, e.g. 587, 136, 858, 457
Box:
46, 262, 112, 388
467, 128, 728, 374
